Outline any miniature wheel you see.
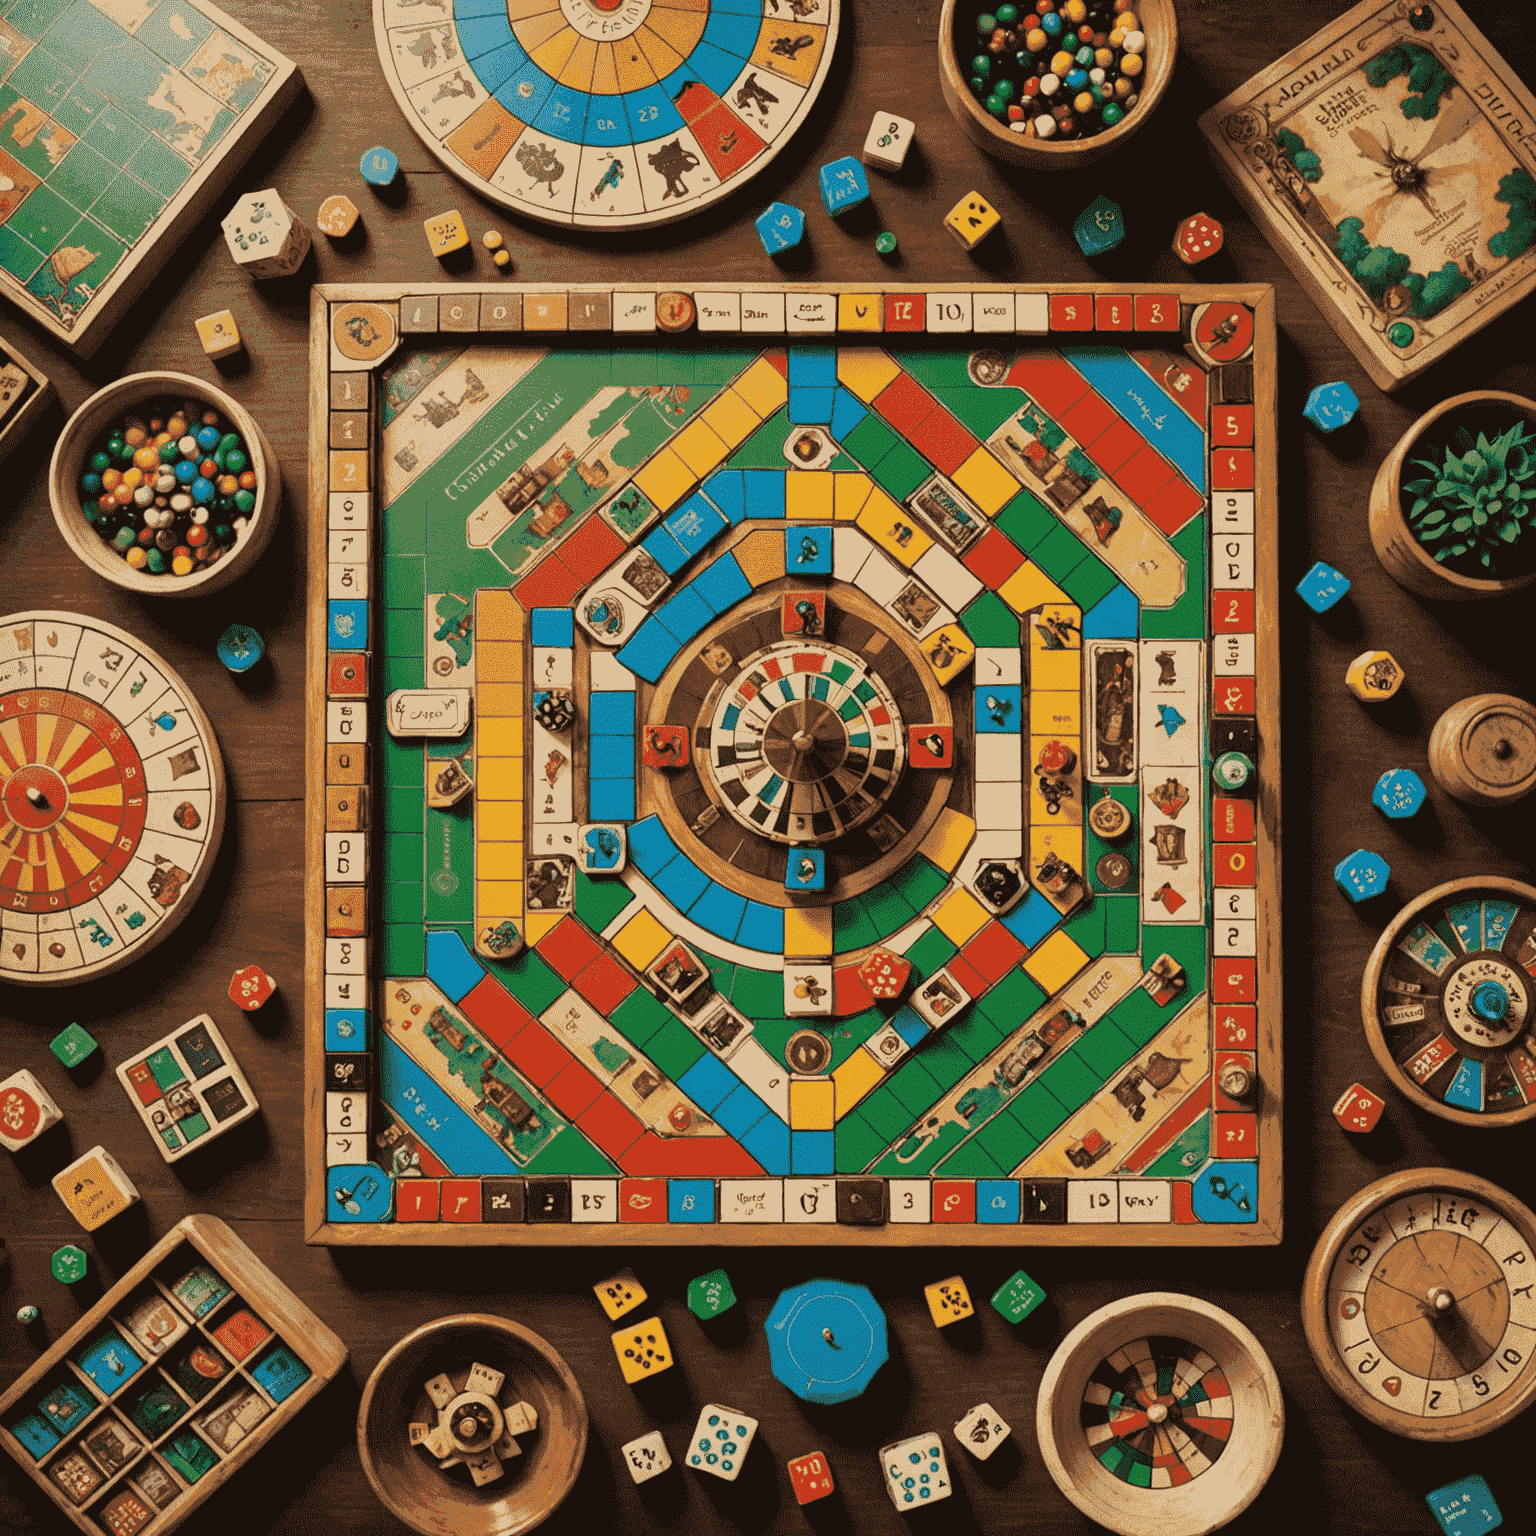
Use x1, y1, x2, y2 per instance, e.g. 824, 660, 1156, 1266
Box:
1360, 876, 1536, 1125
1036, 1292, 1283, 1536
1302, 1169, 1536, 1441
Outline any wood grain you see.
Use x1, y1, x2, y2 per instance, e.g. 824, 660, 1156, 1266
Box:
5, 2, 1536, 1532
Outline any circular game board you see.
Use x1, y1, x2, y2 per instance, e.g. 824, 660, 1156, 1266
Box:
0, 611, 225, 987
373, 0, 840, 230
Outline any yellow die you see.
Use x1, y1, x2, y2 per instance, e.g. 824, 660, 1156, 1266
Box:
1345, 649, 1404, 702
612, 1316, 672, 1384
924, 1276, 974, 1328
423, 207, 470, 259
317, 194, 360, 239
194, 309, 241, 360
944, 192, 1000, 252
594, 1268, 647, 1322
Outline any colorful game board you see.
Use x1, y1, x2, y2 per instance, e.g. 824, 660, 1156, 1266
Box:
0, 0, 300, 354
305, 282, 1281, 1246
372, 0, 838, 229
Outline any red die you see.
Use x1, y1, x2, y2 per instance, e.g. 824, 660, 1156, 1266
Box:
228, 964, 276, 1011
858, 949, 911, 1000
788, 1451, 835, 1504
1333, 1082, 1385, 1134
1173, 212, 1224, 265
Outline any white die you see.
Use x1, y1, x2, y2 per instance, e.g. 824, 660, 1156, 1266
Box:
953, 1403, 1011, 1461
880, 1434, 952, 1511
862, 111, 915, 172
0, 1069, 62, 1152
621, 1430, 671, 1484
220, 189, 311, 279
686, 1404, 757, 1482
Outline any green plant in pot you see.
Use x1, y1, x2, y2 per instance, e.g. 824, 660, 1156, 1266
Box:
1402, 419, 1536, 578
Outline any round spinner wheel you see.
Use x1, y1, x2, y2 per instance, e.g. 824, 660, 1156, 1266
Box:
1036, 1293, 1283, 1536
0, 610, 225, 987
1302, 1168, 1536, 1441
1361, 876, 1536, 1125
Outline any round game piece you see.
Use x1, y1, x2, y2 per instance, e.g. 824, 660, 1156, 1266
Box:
766, 1279, 888, 1405
374, 3, 839, 230
482, 230, 504, 251
51, 1245, 88, 1285
1036, 1292, 1283, 1536
16, 1305, 38, 1325
876, 231, 899, 256
317, 194, 361, 239
1, 610, 226, 987
785, 1029, 833, 1075
359, 145, 399, 187
216, 623, 264, 673
1088, 793, 1131, 841
493, 250, 513, 270
1212, 751, 1254, 792
1095, 851, 1133, 890
1303, 1168, 1536, 1440
533, 689, 575, 733
656, 292, 697, 333
1428, 693, 1536, 806
1360, 875, 1536, 1126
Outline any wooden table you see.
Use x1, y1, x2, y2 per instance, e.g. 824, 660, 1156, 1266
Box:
3, 2, 1535, 1531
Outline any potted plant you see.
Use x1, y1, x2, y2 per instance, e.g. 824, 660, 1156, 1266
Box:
1369, 390, 1536, 600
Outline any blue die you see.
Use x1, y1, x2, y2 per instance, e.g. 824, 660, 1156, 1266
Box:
1072, 195, 1125, 258
819, 156, 869, 217
1373, 768, 1427, 819
216, 624, 264, 673
1296, 560, 1350, 613
359, 144, 399, 187
1426, 1474, 1502, 1534
1333, 848, 1390, 902
756, 201, 805, 256
1303, 381, 1361, 433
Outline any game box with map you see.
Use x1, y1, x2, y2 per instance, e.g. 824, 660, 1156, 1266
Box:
304, 282, 1281, 1246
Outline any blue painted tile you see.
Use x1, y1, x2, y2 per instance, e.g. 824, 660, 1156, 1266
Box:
691, 553, 751, 612
652, 854, 711, 912
1083, 583, 1138, 638
743, 469, 786, 519
589, 780, 636, 821
689, 883, 747, 942
791, 1129, 835, 1173
1002, 890, 1061, 948
976, 685, 1022, 733
977, 1179, 1020, 1223
664, 493, 728, 558
789, 387, 835, 425
678, 1052, 739, 1113
705, 469, 746, 524
831, 387, 867, 442
531, 608, 574, 647
616, 616, 683, 684
588, 690, 635, 736
891, 1006, 930, 1048
736, 901, 784, 953
325, 1008, 370, 1052
425, 928, 484, 1003
788, 347, 837, 388
328, 599, 367, 651
669, 1178, 716, 1222
625, 815, 679, 876
657, 584, 713, 642
741, 1111, 791, 1173
786, 525, 832, 574
715, 1083, 771, 1140
640, 524, 690, 576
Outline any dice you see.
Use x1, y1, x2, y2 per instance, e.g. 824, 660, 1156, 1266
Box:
1173, 211, 1224, 264
228, 963, 276, 1011
1073, 195, 1125, 258
944, 191, 1001, 252
879, 1433, 952, 1511
423, 208, 470, 259
593, 1268, 646, 1321
0, 1069, 63, 1152
755, 201, 805, 257
359, 145, 399, 187
858, 948, 911, 1000
990, 1269, 1046, 1324
818, 156, 869, 217
862, 111, 914, 172
611, 1316, 672, 1384
1346, 649, 1403, 702
50, 1023, 98, 1070
317, 194, 360, 239
1296, 560, 1350, 613
220, 189, 311, 279
686, 1404, 757, 1481
1333, 1082, 1386, 1134
923, 1275, 973, 1328
1304, 381, 1361, 433
953, 1403, 1011, 1461
1373, 768, 1428, 820
52, 1145, 140, 1231
1426, 1474, 1502, 1534
687, 1267, 737, 1320
621, 1430, 671, 1485
787, 1451, 835, 1504
1334, 848, 1390, 903
194, 309, 242, 360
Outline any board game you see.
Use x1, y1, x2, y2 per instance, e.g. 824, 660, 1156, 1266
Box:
0, 0, 301, 355
372, 0, 838, 229
304, 281, 1281, 1247
1199, 0, 1536, 392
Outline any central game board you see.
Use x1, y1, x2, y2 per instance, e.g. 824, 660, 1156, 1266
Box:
305, 283, 1280, 1246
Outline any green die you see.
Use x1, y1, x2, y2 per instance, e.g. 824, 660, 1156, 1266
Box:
50, 1022, 99, 1070
687, 1268, 737, 1321
51, 1245, 89, 1285
990, 1269, 1046, 1324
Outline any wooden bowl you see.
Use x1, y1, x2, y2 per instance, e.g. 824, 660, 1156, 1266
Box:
49, 369, 281, 598
1368, 390, 1536, 601
357, 1315, 588, 1536
938, 0, 1175, 170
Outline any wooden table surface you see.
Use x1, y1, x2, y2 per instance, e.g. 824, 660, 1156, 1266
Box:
4, 2, 1536, 1532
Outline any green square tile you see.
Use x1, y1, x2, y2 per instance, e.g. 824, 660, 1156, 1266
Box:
77, 103, 148, 170
994, 488, 1056, 551
574, 873, 632, 934
7, 182, 82, 253
382, 735, 421, 788
961, 591, 1020, 647
858, 1087, 914, 1144
125, 134, 193, 198
859, 882, 915, 940
88, 171, 163, 243
382, 882, 422, 924
918, 1034, 971, 1091
841, 410, 901, 469
646, 1019, 706, 1079
384, 606, 423, 658
946, 1012, 999, 1064
1140, 518, 1205, 637
383, 554, 426, 610
382, 922, 425, 977
382, 832, 422, 885
895, 350, 974, 391
903, 925, 958, 978
834, 897, 879, 953
978, 967, 1046, 1029
730, 966, 783, 1018
1147, 922, 1207, 996
382, 654, 423, 692
694, 348, 757, 387
45, 141, 117, 217
933, 385, 1017, 440
1038, 1047, 1105, 1109
1011, 1081, 1070, 1142
1108, 987, 1167, 1050
54, 80, 105, 138
835, 1112, 889, 1173
384, 784, 424, 829
383, 499, 427, 557
873, 439, 929, 501
1062, 552, 1120, 610
1072, 1017, 1138, 1079
1030, 522, 1089, 583
887, 1058, 943, 1117
936, 1135, 1004, 1177
1104, 897, 1139, 953
0, 224, 45, 282
609, 986, 669, 1046
887, 856, 949, 912
503, 950, 565, 1015
976, 1109, 1039, 1172
1062, 902, 1106, 957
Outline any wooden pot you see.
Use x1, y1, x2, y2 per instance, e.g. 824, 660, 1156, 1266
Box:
1367, 390, 1536, 601
49, 370, 281, 598
1427, 693, 1536, 806
937, 0, 1176, 171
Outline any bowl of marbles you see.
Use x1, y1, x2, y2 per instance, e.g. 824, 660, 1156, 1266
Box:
50, 370, 280, 597
938, 0, 1175, 169
357, 1314, 588, 1536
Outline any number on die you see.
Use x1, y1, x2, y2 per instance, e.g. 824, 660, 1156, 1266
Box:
1333, 1082, 1385, 1134
228, 963, 276, 1011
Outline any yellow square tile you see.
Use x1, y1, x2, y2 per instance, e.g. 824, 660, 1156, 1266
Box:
477, 715, 524, 758
1029, 826, 1083, 876
789, 1078, 835, 1130
837, 293, 882, 331
479, 800, 524, 842
476, 683, 522, 717
857, 494, 933, 566
1030, 649, 1079, 692
670, 418, 731, 478
833, 472, 873, 523
920, 624, 974, 685
477, 640, 524, 684
1023, 930, 1091, 994
732, 355, 789, 418
732, 528, 786, 587
784, 904, 833, 956
477, 589, 524, 641
931, 887, 989, 946
1032, 691, 1081, 734
525, 910, 564, 947
477, 761, 525, 803
1028, 764, 1082, 826
477, 840, 524, 881
523, 291, 568, 330
329, 450, 368, 492
476, 884, 523, 922
924, 1275, 974, 1327
999, 561, 1070, 615
633, 447, 696, 512
785, 472, 834, 522
698, 389, 760, 450
837, 347, 901, 403
952, 446, 1020, 517
831, 1048, 884, 1115
612, 908, 672, 971
918, 808, 975, 873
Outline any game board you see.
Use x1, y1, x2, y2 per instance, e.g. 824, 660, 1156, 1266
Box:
304, 282, 1281, 1247
0, 0, 301, 355
372, 0, 838, 230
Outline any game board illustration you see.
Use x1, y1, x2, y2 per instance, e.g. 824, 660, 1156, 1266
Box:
307, 284, 1280, 1246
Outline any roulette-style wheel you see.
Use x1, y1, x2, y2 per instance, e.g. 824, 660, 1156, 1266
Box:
1361, 876, 1536, 1124
374, 0, 839, 230
1, 611, 225, 987
1036, 1293, 1283, 1536
1303, 1169, 1536, 1441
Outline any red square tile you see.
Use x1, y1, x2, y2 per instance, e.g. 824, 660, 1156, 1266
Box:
1112, 445, 1174, 507
1214, 676, 1256, 715
1134, 293, 1180, 331
575, 951, 636, 1014
545, 1059, 603, 1119
1094, 294, 1133, 331
933, 1180, 976, 1222
620, 1177, 668, 1220
1214, 1114, 1257, 1158
1144, 477, 1204, 538
1215, 1005, 1256, 1052
1088, 417, 1143, 476
762, 348, 789, 377
1008, 357, 1091, 417
1059, 390, 1117, 448
440, 1179, 482, 1221
537, 915, 603, 982
459, 976, 533, 1053
514, 558, 581, 611
1210, 448, 1254, 490
1212, 405, 1253, 448
1212, 798, 1255, 842
1212, 590, 1255, 632
921, 407, 980, 477
944, 955, 986, 1000
1213, 843, 1257, 886
884, 293, 925, 331
833, 965, 873, 1016
557, 515, 625, 582
1213, 958, 1256, 1003
873, 370, 937, 435
962, 526, 1026, 588
328, 652, 367, 695
397, 1180, 440, 1221
961, 922, 1027, 986
505, 1024, 572, 1087
1173, 1179, 1198, 1222
1049, 294, 1093, 331
577, 1093, 645, 1160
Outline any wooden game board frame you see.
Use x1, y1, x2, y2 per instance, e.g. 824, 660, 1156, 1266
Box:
0, 331, 56, 465
304, 281, 1282, 1248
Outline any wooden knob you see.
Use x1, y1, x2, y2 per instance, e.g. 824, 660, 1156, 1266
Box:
1219, 1063, 1254, 1101
1428, 694, 1536, 805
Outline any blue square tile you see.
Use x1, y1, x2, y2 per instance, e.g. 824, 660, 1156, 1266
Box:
741, 1111, 791, 1173
791, 1129, 835, 1173
977, 1179, 1020, 1223
1002, 890, 1061, 948
788, 347, 837, 388
891, 1005, 930, 1048
715, 1083, 770, 1139
328, 600, 368, 651
626, 815, 680, 876
785, 846, 825, 891
1083, 583, 1138, 638
678, 1052, 739, 1113
531, 608, 574, 647
831, 387, 867, 442
657, 584, 713, 642
664, 493, 728, 559
691, 553, 751, 613
669, 1178, 716, 1222
616, 616, 683, 684
426, 928, 485, 1003
787, 525, 832, 575
640, 524, 690, 576
976, 685, 1022, 733
689, 883, 747, 942
589, 779, 635, 821
743, 469, 786, 519
588, 690, 635, 736
652, 854, 710, 912
735, 901, 784, 953
589, 734, 636, 777
75, 1329, 145, 1393
249, 1345, 310, 1404
704, 469, 746, 524
788, 387, 835, 425
324, 1008, 370, 1052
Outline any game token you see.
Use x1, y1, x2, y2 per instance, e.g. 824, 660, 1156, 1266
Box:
766, 1279, 887, 1404
228, 963, 276, 1010
1073, 195, 1125, 257
1303, 381, 1360, 433
359, 146, 399, 187
756, 202, 805, 257
819, 156, 869, 216
1372, 768, 1427, 819
686, 1404, 757, 1481
1172, 212, 1224, 264
862, 112, 914, 171
316, 195, 360, 239
50, 1022, 98, 1069
1426, 1475, 1503, 1535
217, 624, 265, 673
1333, 848, 1389, 902
16, 1305, 38, 1324
1428, 694, 1536, 807
879, 1432, 951, 1510
1345, 649, 1403, 702
194, 309, 242, 360
875, 230, 899, 256
0, 1070, 63, 1151
51, 1246, 88, 1285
